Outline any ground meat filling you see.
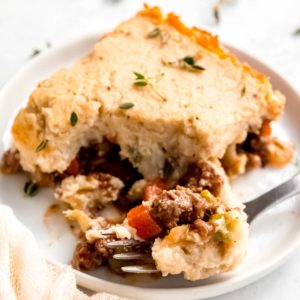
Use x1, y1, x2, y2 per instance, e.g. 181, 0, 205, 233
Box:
192, 219, 214, 240
245, 153, 262, 170
72, 240, 104, 270
86, 172, 125, 216
180, 162, 224, 197
77, 141, 142, 185
149, 187, 216, 229
222, 120, 293, 177
72, 235, 118, 271
241, 133, 269, 166
0, 150, 22, 174
239, 133, 293, 168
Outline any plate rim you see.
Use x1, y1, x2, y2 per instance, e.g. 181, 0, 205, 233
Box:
1, 32, 300, 300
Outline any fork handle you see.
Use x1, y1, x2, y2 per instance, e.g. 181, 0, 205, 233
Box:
245, 174, 300, 223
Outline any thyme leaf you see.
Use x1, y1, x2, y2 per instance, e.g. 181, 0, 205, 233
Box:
119, 102, 134, 109
241, 86, 246, 96
24, 181, 39, 197
294, 28, 300, 36
70, 112, 78, 126
29, 41, 52, 59
213, 5, 220, 24
134, 81, 148, 87
147, 27, 170, 45
30, 49, 41, 58
180, 56, 205, 71
133, 72, 145, 80
36, 139, 48, 152
212, 0, 236, 24
147, 28, 161, 38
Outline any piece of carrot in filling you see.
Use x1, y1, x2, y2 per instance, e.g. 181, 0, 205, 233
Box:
127, 204, 162, 239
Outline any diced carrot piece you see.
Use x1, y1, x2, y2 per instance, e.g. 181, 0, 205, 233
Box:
66, 159, 81, 176
127, 205, 162, 239
143, 179, 167, 201
260, 120, 272, 137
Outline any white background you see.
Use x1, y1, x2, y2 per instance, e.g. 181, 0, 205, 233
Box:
1, 0, 300, 299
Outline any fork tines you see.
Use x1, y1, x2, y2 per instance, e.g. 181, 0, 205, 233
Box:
121, 265, 160, 274
106, 239, 141, 248
100, 228, 114, 235
113, 252, 146, 260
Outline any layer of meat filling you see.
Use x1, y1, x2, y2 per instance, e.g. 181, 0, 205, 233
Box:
0, 123, 292, 280
222, 120, 293, 177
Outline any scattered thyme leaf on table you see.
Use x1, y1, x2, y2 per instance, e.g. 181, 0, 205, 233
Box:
30, 49, 41, 58
24, 181, 39, 197
29, 41, 52, 58
294, 28, 300, 36
213, 3, 220, 24
212, 0, 237, 24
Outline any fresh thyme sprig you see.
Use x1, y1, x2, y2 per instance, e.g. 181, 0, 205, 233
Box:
133, 72, 166, 101
133, 72, 148, 86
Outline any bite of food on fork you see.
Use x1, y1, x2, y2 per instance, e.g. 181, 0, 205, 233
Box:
65, 172, 248, 280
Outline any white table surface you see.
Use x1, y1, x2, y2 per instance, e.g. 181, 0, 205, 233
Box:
1, 0, 300, 299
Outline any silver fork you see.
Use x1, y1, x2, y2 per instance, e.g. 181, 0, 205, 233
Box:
105, 174, 300, 274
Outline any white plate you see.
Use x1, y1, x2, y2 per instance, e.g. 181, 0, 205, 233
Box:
0, 33, 300, 300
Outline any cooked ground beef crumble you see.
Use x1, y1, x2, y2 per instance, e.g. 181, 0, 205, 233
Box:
72, 241, 103, 270
0, 149, 22, 174
181, 162, 224, 197
149, 187, 215, 229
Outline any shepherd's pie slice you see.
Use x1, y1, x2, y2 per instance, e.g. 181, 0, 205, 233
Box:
3, 5, 295, 282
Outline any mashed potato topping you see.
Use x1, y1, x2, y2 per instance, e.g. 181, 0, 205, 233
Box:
12, 6, 284, 179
